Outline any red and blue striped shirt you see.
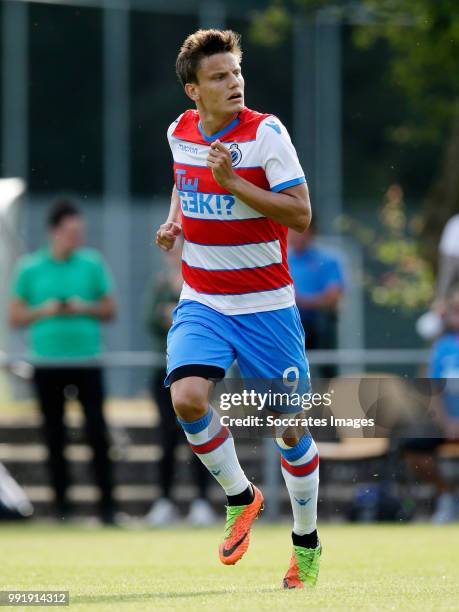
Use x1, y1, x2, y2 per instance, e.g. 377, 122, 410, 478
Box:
168, 107, 306, 315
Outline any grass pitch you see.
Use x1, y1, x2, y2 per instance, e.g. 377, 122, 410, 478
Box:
1, 523, 459, 611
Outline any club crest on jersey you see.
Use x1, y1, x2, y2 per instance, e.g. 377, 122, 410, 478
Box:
229, 143, 242, 167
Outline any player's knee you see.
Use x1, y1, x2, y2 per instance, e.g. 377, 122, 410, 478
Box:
170, 381, 208, 422
281, 432, 301, 447
280, 421, 305, 447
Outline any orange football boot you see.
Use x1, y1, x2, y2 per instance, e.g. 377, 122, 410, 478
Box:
283, 542, 322, 588
219, 485, 264, 565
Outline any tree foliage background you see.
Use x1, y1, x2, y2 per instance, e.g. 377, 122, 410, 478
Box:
252, 0, 459, 268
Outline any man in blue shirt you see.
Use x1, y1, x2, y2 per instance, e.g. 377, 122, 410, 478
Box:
403, 286, 459, 523
288, 220, 344, 378
430, 338, 459, 425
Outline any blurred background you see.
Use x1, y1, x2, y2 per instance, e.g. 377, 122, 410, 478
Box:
0, 0, 458, 525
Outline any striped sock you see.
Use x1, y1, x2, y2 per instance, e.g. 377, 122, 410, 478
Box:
178, 406, 250, 496
276, 434, 319, 536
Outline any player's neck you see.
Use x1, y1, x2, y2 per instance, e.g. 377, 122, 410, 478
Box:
198, 110, 238, 138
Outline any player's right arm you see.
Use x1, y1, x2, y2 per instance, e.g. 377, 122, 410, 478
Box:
155, 185, 182, 252
156, 116, 184, 252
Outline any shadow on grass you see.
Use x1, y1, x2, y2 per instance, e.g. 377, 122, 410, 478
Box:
74, 587, 278, 604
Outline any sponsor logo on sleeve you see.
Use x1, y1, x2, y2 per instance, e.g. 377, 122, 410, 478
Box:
266, 121, 281, 135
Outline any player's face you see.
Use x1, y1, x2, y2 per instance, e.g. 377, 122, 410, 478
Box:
53, 216, 85, 252
193, 52, 244, 117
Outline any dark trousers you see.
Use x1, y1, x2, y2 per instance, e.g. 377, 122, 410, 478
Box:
34, 367, 114, 517
302, 312, 339, 379
152, 369, 209, 499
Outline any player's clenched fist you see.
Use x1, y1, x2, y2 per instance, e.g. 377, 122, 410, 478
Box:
207, 140, 237, 190
156, 221, 182, 251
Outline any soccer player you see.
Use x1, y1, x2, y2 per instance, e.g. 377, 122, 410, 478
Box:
156, 29, 320, 588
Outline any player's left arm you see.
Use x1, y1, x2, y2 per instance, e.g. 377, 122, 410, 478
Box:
207, 140, 311, 232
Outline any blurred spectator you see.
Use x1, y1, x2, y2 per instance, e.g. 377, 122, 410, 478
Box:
404, 285, 459, 523
437, 215, 459, 308
288, 220, 345, 378
417, 214, 459, 340
144, 242, 215, 527
8, 199, 117, 523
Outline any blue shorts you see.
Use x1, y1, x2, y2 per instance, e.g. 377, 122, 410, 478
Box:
166, 300, 310, 412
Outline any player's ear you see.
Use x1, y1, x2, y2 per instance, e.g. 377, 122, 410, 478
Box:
185, 82, 199, 102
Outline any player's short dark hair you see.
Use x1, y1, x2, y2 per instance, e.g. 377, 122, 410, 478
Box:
176, 29, 242, 86
47, 198, 81, 229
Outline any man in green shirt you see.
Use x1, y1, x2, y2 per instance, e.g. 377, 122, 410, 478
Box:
9, 199, 117, 523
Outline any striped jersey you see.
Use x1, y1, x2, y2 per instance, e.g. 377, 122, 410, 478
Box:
167, 106, 306, 315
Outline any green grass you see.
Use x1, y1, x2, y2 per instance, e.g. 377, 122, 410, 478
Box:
1, 523, 459, 611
